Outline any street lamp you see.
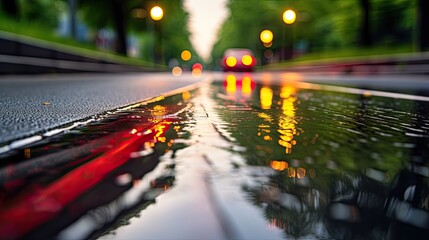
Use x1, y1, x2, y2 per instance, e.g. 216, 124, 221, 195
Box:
260, 30, 274, 64
150, 6, 164, 21
149, 5, 164, 64
260, 30, 273, 44
282, 9, 296, 25
281, 9, 296, 60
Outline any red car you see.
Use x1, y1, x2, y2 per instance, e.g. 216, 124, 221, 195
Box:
222, 48, 257, 72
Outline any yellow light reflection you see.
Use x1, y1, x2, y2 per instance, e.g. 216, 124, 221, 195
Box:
172, 66, 182, 76
24, 148, 31, 159
288, 167, 296, 177
182, 91, 191, 101
280, 86, 296, 99
225, 74, 237, 93
270, 160, 288, 171
181, 50, 191, 61
260, 87, 273, 109
241, 76, 252, 95
151, 105, 167, 123
297, 167, 306, 179
263, 135, 272, 141
277, 85, 298, 154
226, 56, 237, 67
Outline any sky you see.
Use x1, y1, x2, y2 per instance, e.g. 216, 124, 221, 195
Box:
183, 0, 229, 62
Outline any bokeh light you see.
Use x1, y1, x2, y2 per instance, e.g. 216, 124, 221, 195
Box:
283, 9, 296, 24
241, 55, 253, 66
181, 50, 191, 61
192, 63, 203, 71
226, 56, 237, 67
192, 68, 202, 77
260, 30, 273, 44
171, 66, 182, 76
150, 6, 163, 21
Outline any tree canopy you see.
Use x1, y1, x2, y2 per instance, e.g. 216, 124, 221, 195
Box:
211, 0, 419, 66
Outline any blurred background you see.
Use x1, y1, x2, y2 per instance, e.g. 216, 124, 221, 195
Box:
0, 0, 427, 71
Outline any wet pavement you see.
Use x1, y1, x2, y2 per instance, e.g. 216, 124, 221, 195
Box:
0, 72, 429, 239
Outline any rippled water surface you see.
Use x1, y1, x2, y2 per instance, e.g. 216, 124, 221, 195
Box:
210, 76, 429, 239
0, 75, 428, 239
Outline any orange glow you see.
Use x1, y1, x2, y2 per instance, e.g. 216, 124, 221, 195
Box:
277, 85, 298, 154
182, 91, 191, 101
172, 66, 182, 76
24, 148, 31, 158
260, 30, 273, 44
150, 6, 163, 21
241, 55, 253, 66
283, 9, 296, 24
225, 74, 237, 93
270, 160, 288, 171
260, 87, 273, 109
152, 105, 167, 121
181, 50, 191, 61
263, 42, 273, 48
241, 76, 253, 95
288, 167, 296, 177
280, 86, 296, 99
297, 167, 306, 179
263, 135, 272, 141
192, 68, 202, 77
226, 56, 237, 67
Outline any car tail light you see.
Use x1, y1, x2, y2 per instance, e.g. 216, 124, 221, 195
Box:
226, 56, 237, 67
241, 55, 253, 66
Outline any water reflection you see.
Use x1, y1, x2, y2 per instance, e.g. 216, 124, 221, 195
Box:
213, 79, 429, 239
0, 92, 191, 239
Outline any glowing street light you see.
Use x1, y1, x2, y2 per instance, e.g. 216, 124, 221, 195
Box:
283, 9, 296, 25
181, 50, 191, 61
260, 30, 273, 44
150, 6, 164, 21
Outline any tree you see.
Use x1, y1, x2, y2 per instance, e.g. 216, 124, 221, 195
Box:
359, 0, 371, 47
0, 0, 19, 18
417, 0, 429, 51
79, 0, 140, 55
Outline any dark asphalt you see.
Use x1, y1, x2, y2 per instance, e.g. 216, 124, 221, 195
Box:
0, 72, 203, 144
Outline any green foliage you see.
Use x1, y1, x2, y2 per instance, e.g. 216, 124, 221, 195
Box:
211, 0, 417, 66
79, 0, 196, 63
19, 0, 60, 27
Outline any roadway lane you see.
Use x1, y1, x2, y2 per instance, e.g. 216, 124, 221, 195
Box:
0, 72, 204, 144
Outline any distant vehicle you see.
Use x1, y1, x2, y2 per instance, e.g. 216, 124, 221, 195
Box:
222, 48, 257, 72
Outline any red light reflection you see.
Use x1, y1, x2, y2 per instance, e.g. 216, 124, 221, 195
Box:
0, 120, 172, 239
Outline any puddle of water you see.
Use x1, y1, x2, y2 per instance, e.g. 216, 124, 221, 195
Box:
208, 74, 429, 239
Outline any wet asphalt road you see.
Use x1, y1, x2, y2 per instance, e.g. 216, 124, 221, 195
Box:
1, 71, 429, 239
0, 72, 203, 144
1, 71, 429, 145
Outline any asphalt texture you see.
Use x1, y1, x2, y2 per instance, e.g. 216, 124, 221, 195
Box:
0, 72, 203, 144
